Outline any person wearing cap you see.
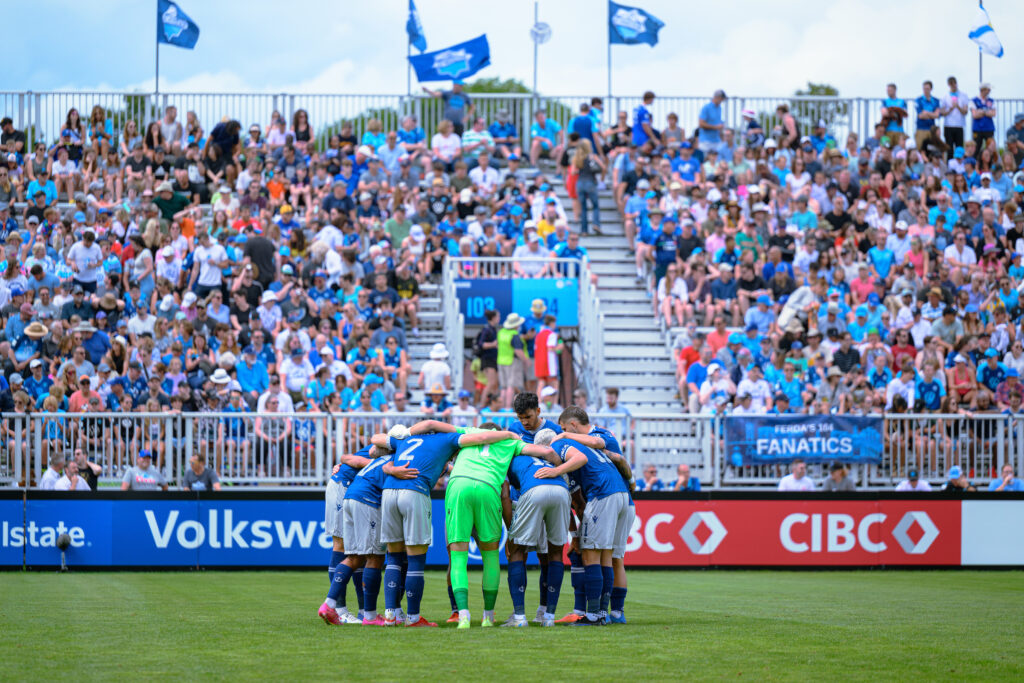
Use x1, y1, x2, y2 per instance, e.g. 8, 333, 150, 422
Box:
736, 363, 772, 413
970, 83, 996, 147
511, 231, 552, 279
942, 465, 976, 492
121, 450, 169, 491
707, 261, 740, 326
976, 347, 1008, 395
698, 362, 735, 415
423, 80, 474, 136
947, 353, 978, 408
449, 389, 478, 428
528, 108, 565, 168
488, 109, 521, 160
420, 383, 454, 417
65, 226, 103, 293
895, 466, 933, 491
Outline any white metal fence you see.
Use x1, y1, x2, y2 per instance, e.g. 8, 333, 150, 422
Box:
6, 410, 1019, 490
5, 91, 1022, 151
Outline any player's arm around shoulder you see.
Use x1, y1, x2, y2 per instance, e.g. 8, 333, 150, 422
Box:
536, 445, 586, 478
340, 453, 373, 469
521, 442, 559, 466
410, 419, 456, 435
554, 431, 606, 450
457, 429, 516, 447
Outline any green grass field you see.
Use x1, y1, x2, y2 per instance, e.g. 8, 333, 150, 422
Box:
2, 570, 1022, 680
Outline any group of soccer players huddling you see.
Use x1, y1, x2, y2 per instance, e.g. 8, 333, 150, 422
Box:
318, 392, 636, 628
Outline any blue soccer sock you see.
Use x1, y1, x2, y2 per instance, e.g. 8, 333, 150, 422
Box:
362, 566, 382, 618
395, 552, 408, 609
507, 560, 527, 616
447, 583, 458, 612
545, 560, 564, 617
569, 551, 585, 614
583, 564, 603, 619
405, 554, 427, 620
327, 562, 353, 609
383, 553, 403, 611
353, 568, 364, 612
328, 550, 344, 580
600, 566, 614, 617
611, 586, 627, 615
537, 558, 549, 612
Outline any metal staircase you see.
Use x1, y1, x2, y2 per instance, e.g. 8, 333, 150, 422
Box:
553, 183, 681, 413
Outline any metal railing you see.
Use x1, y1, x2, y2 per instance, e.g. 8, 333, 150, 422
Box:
5, 411, 1022, 490
6, 91, 1022, 152
442, 255, 604, 399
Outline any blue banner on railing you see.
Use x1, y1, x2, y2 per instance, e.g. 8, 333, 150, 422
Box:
724, 415, 884, 466
6, 496, 509, 568
455, 278, 578, 326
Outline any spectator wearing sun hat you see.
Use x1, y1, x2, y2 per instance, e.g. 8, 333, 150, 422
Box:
418, 342, 452, 396
420, 383, 453, 417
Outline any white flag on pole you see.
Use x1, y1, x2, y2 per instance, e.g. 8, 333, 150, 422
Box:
969, 2, 1003, 58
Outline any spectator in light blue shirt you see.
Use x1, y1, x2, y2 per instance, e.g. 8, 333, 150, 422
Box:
26, 171, 58, 205
881, 83, 908, 135
235, 346, 269, 406
988, 464, 1024, 492
697, 89, 726, 153
637, 463, 664, 491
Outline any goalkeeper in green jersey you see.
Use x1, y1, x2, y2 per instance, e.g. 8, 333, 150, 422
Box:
420, 419, 558, 628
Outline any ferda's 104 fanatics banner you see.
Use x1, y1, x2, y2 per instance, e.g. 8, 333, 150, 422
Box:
4, 493, 1023, 568
724, 415, 884, 466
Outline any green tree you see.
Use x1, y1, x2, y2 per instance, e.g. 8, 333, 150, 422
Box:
791, 82, 847, 135
463, 77, 531, 94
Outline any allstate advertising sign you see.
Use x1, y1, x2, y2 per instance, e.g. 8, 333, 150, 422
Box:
13, 495, 502, 568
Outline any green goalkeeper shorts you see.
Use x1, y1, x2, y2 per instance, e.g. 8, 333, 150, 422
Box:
444, 477, 502, 544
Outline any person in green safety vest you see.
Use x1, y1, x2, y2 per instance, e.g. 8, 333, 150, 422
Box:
498, 312, 529, 409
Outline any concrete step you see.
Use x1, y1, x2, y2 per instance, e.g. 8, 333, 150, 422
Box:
605, 374, 677, 389
600, 301, 658, 316
604, 329, 665, 344
590, 261, 639, 276
597, 274, 655, 289
604, 344, 671, 360
598, 289, 652, 303
602, 316, 658, 330
605, 358, 675, 373
617, 388, 681, 404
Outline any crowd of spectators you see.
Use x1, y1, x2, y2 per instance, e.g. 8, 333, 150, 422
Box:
0, 86, 617, 486
590, 82, 1024, 430
5, 75, 1024, 490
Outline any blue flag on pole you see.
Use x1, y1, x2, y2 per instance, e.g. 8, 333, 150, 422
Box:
157, 0, 200, 49
608, 1, 664, 47
407, 0, 427, 52
408, 35, 490, 82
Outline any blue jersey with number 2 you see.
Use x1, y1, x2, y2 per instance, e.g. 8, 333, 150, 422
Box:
384, 432, 463, 495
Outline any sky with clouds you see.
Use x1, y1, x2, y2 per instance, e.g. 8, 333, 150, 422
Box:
6, 0, 1022, 99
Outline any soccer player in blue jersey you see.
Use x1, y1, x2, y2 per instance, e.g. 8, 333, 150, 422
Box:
508, 391, 562, 621
319, 445, 373, 625
372, 422, 516, 627
501, 427, 572, 627
343, 448, 418, 625
540, 406, 632, 626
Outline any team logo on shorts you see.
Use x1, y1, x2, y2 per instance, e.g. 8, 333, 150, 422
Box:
370, 520, 376, 529
336, 504, 342, 511
592, 515, 598, 523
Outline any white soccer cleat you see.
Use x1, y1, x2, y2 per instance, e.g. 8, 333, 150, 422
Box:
532, 606, 547, 624
501, 614, 529, 627
337, 609, 362, 625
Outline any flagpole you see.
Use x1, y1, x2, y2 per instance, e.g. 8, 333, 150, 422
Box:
978, 0, 983, 86
407, 39, 411, 98
155, 0, 160, 99
606, 7, 612, 109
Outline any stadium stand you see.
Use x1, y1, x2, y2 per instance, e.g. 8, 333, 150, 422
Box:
3, 82, 1024, 491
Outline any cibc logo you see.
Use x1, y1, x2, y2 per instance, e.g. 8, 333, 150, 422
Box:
626, 511, 727, 555
780, 511, 939, 554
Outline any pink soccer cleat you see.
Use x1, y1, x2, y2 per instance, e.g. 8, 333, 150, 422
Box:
318, 603, 342, 625
362, 615, 387, 626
